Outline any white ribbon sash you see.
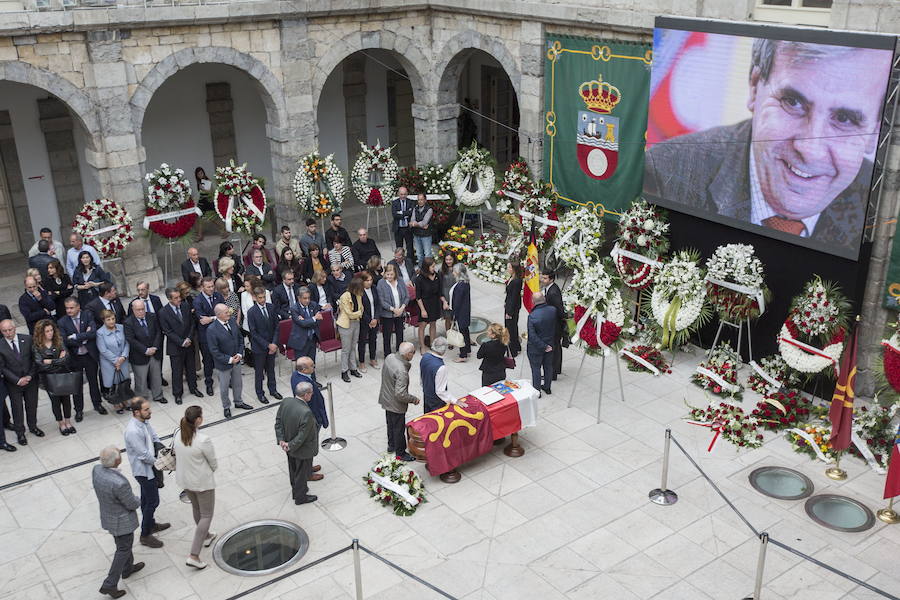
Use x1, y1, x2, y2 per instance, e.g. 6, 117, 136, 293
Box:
393, 194, 450, 202
749, 360, 782, 391
778, 334, 840, 377
619, 348, 659, 375
610, 243, 664, 267
519, 208, 560, 228
87, 223, 123, 237
438, 240, 474, 252
142, 206, 203, 229
468, 251, 507, 259
788, 428, 834, 463
459, 173, 492, 210
694, 366, 741, 394
369, 472, 420, 506
851, 430, 886, 474
705, 276, 766, 316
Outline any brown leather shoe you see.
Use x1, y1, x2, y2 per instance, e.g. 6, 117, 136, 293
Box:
307, 473, 324, 481
312, 465, 321, 472
139, 534, 163, 548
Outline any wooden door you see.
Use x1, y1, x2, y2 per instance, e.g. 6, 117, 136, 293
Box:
0, 159, 21, 256
480, 65, 520, 168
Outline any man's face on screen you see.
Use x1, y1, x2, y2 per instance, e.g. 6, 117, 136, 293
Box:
747, 44, 888, 220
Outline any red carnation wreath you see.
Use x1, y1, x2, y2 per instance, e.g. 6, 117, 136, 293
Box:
145, 199, 199, 239
881, 333, 900, 393
573, 305, 622, 349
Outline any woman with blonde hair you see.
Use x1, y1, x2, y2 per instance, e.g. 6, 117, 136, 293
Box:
477, 323, 510, 386
336, 274, 364, 382
174, 405, 218, 569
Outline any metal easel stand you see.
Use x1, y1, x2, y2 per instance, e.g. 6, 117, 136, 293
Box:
567, 349, 626, 424
708, 317, 754, 365
365, 205, 389, 235
163, 240, 177, 285
459, 208, 485, 237
321, 381, 347, 451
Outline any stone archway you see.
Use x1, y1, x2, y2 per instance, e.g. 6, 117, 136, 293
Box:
434, 30, 522, 107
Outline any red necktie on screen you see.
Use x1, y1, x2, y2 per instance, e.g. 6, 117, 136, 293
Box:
762, 216, 806, 236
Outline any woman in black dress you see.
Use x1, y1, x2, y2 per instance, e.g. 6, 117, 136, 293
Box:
477, 322, 510, 386
415, 257, 442, 350
72, 251, 110, 306
44, 259, 74, 319
504, 261, 524, 357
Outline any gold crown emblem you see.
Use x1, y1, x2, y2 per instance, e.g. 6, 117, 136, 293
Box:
580, 74, 621, 114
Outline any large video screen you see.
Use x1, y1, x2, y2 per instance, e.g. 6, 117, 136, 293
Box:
643, 17, 895, 260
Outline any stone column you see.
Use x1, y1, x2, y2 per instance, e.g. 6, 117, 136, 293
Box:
519, 20, 545, 178
205, 82, 237, 169
85, 30, 161, 291
276, 18, 317, 229
411, 102, 459, 166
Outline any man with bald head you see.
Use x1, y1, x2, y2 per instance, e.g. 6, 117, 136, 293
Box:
180, 247, 211, 282
207, 303, 252, 418
526, 292, 556, 396
379, 342, 419, 461
290, 356, 327, 479
124, 299, 166, 405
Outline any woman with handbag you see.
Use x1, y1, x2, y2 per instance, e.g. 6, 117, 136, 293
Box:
439, 253, 456, 335
96, 309, 131, 413
415, 257, 442, 351
448, 263, 472, 362
377, 264, 408, 357
32, 319, 77, 435
336, 275, 364, 382
477, 323, 511, 386
173, 405, 218, 569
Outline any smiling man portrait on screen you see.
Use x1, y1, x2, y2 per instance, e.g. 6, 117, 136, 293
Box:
644, 36, 892, 255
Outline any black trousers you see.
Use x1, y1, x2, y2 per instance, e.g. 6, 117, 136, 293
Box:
135, 475, 159, 537
70, 353, 101, 411
458, 327, 472, 358
101, 532, 135, 590
381, 317, 403, 357
505, 314, 521, 356
393, 226, 414, 261
358, 323, 378, 362
482, 370, 506, 386
253, 351, 277, 399
8, 380, 38, 433
385, 410, 407, 454
287, 456, 312, 500
48, 393, 72, 421
552, 335, 564, 377
198, 337, 215, 388
169, 348, 197, 398
293, 339, 317, 364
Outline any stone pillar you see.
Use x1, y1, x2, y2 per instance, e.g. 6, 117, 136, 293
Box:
0, 110, 32, 251
343, 54, 367, 170
85, 30, 161, 291
277, 18, 317, 229
411, 102, 459, 166
37, 97, 84, 240
519, 20, 545, 178
205, 82, 237, 169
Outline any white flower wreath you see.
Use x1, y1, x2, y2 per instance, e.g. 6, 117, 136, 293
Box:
71, 198, 135, 259
450, 144, 495, 209
564, 262, 626, 354
470, 232, 509, 284
556, 207, 605, 269
350, 141, 398, 207
614, 199, 670, 290
293, 150, 345, 217
650, 250, 709, 348
145, 163, 191, 211
778, 323, 845, 374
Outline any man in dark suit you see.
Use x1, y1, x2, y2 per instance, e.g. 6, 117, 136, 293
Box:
247, 286, 283, 405
128, 281, 166, 387
19, 275, 55, 333
272, 269, 302, 321
245, 248, 275, 289
207, 303, 252, 419
87, 282, 126, 327
387, 247, 416, 285
643, 41, 892, 255
124, 299, 166, 405
541, 271, 568, 379
291, 356, 327, 478
181, 247, 212, 283
159, 288, 200, 405
59, 297, 106, 420
274, 380, 320, 505
324, 213, 351, 251
0, 304, 11, 444
391, 187, 415, 260
193, 277, 224, 396
0, 319, 40, 445
28, 239, 55, 280
526, 293, 556, 395
288, 288, 321, 364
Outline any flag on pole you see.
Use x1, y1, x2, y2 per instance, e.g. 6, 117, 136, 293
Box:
883, 424, 900, 499
522, 229, 540, 313
828, 320, 859, 451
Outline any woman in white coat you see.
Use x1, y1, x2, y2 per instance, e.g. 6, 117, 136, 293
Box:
173, 405, 218, 569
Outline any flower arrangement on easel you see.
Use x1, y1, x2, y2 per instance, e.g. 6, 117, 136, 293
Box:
350, 141, 398, 207
777, 277, 850, 378
293, 150, 345, 217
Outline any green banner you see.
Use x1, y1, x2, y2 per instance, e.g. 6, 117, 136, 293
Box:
884, 231, 900, 311
543, 35, 652, 217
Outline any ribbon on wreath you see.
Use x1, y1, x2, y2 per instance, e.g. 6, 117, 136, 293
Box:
368, 472, 420, 506
572, 307, 608, 351
619, 348, 660, 375
87, 223, 125, 237
460, 172, 493, 210
610, 243, 665, 268
218, 186, 266, 233
142, 206, 203, 229
788, 428, 835, 463
661, 296, 682, 349
778, 332, 841, 378
851, 430, 886, 475
686, 419, 725, 452
694, 366, 741, 394
705, 276, 766, 316
749, 360, 782, 391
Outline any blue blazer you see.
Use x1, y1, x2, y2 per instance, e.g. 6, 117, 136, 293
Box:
206, 318, 243, 370
527, 303, 556, 353
247, 302, 279, 354
288, 301, 321, 351
271, 282, 302, 321
193, 292, 225, 342
449, 280, 471, 329
58, 309, 99, 360
291, 370, 328, 428
96, 324, 131, 387
18, 291, 55, 333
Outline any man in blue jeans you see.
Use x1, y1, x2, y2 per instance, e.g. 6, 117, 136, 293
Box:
526, 292, 556, 395
123, 397, 170, 548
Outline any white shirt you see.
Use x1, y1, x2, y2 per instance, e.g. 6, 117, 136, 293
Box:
397, 262, 410, 282
316, 284, 327, 305
748, 150, 819, 237
191, 260, 202, 274
387, 280, 401, 309
364, 288, 374, 313
431, 354, 458, 406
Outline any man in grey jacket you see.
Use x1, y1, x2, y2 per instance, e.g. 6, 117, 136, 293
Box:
93, 446, 145, 598
379, 342, 419, 461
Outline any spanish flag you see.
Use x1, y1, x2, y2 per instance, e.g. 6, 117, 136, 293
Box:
522, 230, 540, 313
828, 320, 859, 452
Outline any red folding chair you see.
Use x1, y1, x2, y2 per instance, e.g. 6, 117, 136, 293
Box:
277, 319, 293, 377
212, 258, 219, 276
317, 309, 342, 377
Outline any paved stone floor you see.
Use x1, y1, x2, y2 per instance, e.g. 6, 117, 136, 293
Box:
1, 203, 899, 599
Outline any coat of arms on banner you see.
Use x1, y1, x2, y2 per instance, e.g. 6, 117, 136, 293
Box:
577, 74, 621, 180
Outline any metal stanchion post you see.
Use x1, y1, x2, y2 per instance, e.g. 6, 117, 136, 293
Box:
742, 532, 769, 600
649, 428, 679, 505
615, 352, 625, 403
320, 382, 347, 451
352, 538, 363, 600
568, 352, 587, 408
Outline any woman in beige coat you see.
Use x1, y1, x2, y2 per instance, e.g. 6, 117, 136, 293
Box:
174, 405, 218, 569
